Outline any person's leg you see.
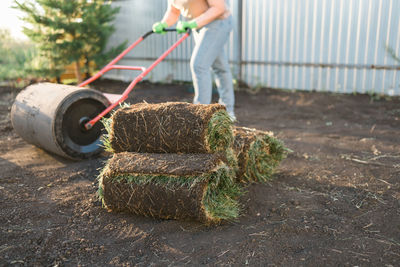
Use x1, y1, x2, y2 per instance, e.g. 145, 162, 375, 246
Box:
191, 17, 233, 108
212, 50, 235, 119
210, 16, 235, 120
191, 30, 212, 105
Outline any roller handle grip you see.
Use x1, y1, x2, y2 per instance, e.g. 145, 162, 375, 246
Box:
142, 28, 191, 39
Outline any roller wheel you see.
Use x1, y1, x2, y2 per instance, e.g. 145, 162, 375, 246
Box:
58, 98, 107, 157
11, 83, 110, 160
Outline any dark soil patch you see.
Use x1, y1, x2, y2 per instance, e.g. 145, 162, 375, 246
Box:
0, 81, 399, 266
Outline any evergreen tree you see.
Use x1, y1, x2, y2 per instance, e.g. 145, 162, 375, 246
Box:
79, 1, 127, 78
15, 0, 126, 83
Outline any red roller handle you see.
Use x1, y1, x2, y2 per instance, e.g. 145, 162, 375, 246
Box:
77, 29, 191, 130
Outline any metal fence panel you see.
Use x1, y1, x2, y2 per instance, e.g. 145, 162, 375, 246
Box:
242, 0, 400, 95
105, 0, 400, 95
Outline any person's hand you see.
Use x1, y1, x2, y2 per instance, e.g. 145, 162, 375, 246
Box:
176, 20, 198, 33
152, 21, 168, 34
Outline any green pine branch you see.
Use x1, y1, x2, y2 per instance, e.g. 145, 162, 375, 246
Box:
14, 0, 126, 82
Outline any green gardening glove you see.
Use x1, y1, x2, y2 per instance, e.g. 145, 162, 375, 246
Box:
176, 20, 198, 34
152, 21, 168, 34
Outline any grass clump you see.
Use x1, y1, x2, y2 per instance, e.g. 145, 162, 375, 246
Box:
101, 116, 113, 152
207, 110, 234, 153
101, 103, 131, 152
203, 166, 242, 221
245, 135, 288, 183
98, 157, 241, 224
106, 102, 233, 154
233, 127, 290, 183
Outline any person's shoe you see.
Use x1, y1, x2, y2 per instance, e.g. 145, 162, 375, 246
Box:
228, 112, 237, 123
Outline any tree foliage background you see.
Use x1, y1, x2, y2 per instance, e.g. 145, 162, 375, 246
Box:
0, 29, 35, 83
15, 0, 126, 83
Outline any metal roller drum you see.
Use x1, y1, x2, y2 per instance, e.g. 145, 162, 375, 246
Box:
11, 83, 110, 160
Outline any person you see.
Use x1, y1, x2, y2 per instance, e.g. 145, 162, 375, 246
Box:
153, 0, 236, 122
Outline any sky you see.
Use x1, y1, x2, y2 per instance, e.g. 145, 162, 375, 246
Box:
0, 0, 28, 40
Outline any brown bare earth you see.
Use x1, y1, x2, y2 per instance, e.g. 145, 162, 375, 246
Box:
1, 80, 399, 266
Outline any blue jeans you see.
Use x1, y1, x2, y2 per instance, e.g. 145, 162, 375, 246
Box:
191, 16, 235, 116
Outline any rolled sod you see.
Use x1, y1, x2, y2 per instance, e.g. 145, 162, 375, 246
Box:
233, 127, 288, 183
106, 102, 233, 154
98, 152, 241, 224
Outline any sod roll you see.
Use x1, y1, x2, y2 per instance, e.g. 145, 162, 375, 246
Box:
98, 152, 241, 224
106, 102, 233, 154
233, 127, 288, 183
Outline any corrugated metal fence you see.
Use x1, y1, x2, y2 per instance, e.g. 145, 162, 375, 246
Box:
105, 0, 400, 95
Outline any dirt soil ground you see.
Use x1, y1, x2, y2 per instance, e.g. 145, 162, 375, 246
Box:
1, 80, 399, 266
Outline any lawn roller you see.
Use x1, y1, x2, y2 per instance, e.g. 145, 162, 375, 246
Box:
11, 28, 190, 160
